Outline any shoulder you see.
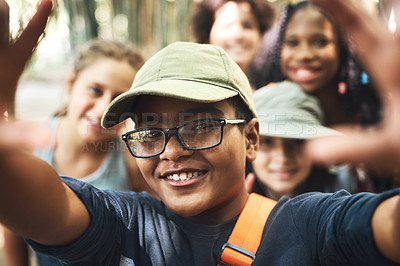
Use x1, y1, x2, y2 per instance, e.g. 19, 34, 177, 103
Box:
60, 176, 161, 214
285, 189, 399, 216
258, 190, 400, 264
270, 189, 400, 234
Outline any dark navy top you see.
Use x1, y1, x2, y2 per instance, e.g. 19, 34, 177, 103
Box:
27, 176, 400, 265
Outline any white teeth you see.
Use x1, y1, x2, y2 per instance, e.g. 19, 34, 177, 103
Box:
179, 173, 187, 181
166, 171, 203, 181
296, 69, 314, 78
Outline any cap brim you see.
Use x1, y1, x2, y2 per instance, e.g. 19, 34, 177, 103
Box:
258, 112, 343, 139
101, 79, 238, 128
259, 125, 343, 139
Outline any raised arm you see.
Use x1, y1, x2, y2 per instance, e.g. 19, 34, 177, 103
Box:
0, 0, 89, 246
309, 0, 400, 263
371, 195, 400, 263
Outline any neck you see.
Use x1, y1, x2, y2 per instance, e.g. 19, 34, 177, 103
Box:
313, 85, 357, 126
53, 117, 112, 178
266, 188, 287, 201
57, 117, 114, 155
190, 187, 249, 225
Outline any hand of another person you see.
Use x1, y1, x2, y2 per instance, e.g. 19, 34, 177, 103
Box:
307, 0, 400, 173
0, 0, 53, 147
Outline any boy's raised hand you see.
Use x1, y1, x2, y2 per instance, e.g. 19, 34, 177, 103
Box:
0, 0, 53, 148
0, 0, 53, 112
307, 0, 400, 172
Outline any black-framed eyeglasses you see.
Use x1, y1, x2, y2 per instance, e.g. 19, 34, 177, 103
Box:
122, 118, 246, 158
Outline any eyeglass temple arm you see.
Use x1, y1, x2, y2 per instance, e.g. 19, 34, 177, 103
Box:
225, 119, 246, 125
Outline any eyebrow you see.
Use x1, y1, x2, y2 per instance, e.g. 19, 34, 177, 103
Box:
183, 106, 225, 117
135, 105, 226, 126
285, 32, 331, 39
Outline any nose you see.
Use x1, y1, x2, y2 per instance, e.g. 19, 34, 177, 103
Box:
271, 141, 292, 164
296, 43, 315, 61
93, 95, 113, 117
159, 134, 193, 161
232, 24, 246, 39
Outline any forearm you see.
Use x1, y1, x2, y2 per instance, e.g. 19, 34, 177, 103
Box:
372, 194, 400, 263
3, 226, 30, 266
0, 146, 73, 242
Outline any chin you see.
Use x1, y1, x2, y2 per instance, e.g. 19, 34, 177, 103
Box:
164, 194, 209, 217
169, 204, 204, 217
272, 184, 295, 195
296, 84, 317, 94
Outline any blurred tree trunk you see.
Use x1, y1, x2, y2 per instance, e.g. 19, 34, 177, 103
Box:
109, 0, 192, 58
63, 0, 99, 51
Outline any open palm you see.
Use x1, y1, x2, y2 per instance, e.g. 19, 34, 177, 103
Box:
0, 0, 53, 148
307, 0, 400, 172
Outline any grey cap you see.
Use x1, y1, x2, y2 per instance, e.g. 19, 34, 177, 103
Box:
254, 81, 343, 139
101, 42, 256, 128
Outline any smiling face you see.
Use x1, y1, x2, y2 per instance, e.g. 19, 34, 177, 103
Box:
132, 96, 258, 224
209, 1, 262, 72
66, 58, 136, 143
280, 6, 340, 94
252, 136, 312, 199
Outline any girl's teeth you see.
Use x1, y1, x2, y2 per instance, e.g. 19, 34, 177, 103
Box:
297, 69, 313, 78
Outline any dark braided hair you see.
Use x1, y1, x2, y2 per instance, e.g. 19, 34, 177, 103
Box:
249, 1, 381, 125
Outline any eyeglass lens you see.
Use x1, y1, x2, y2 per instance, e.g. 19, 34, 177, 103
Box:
126, 120, 223, 157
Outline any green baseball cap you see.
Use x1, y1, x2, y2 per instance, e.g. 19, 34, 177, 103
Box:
101, 42, 256, 128
254, 81, 343, 139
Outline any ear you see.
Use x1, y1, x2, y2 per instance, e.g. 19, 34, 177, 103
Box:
244, 118, 259, 162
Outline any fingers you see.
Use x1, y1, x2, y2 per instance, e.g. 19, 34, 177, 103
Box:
0, 0, 9, 48
313, 0, 384, 59
305, 129, 400, 171
14, 0, 53, 59
313, 0, 400, 102
306, 134, 375, 165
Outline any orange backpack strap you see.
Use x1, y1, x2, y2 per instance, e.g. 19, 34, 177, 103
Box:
218, 193, 277, 266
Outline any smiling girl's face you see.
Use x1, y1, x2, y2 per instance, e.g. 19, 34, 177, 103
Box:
252, 136, 312, 199
210, 1, 262, 72
67, 58, 136, 143
280, 5, 340, 94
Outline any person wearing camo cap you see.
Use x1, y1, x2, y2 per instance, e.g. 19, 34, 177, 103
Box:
248, 82, 358, 200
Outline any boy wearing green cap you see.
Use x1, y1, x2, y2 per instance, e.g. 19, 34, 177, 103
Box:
0, 1, 400, 265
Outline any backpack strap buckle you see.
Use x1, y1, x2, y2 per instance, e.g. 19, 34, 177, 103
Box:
218, 243, 255, 266
217, 193, 277, 266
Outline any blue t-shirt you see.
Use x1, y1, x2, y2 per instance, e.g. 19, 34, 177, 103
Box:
34, 117, 130, 191
27, 176, 400, 265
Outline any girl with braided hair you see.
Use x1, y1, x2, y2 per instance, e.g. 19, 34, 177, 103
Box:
251, 1, 397, 193
251, 1, 381, 127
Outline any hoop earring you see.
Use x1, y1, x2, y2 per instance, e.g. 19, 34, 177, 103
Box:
338, 81, 347, 95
